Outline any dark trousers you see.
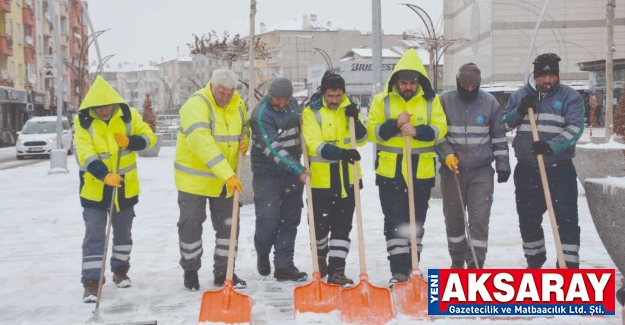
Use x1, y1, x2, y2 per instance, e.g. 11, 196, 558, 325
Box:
312, 192, 355, 276
379, 183, 431, 276
177, 191, 239, 277
514, 161, 580, 268
253, 175, 303, 270
81, 207, 135, 285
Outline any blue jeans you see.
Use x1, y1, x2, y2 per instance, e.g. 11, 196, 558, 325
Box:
514, 160, 580, 268
253, 175, 303, 270
81, 207, 135, 285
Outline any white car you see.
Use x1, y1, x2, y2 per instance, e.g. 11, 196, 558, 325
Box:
16, 116, 73, 160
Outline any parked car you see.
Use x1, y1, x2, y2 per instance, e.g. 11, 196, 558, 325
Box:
15, 116, 73, 160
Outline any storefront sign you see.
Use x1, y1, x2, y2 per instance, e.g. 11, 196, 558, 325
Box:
0, 86, 27, 103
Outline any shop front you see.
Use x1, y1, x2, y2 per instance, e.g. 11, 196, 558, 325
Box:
0, 87, 28, 147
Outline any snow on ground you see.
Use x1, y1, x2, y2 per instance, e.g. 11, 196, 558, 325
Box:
0, 142, 622, 325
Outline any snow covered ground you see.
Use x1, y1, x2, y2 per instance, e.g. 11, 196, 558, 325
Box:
0, 142, 622, 325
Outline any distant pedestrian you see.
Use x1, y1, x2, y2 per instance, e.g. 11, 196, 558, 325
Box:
74, 76, 156, 303
437, 63, 510, 269
174, 69, 250, 290
249, 77, 309, 281
302, 71, 368, 287
503, 53, 584, 269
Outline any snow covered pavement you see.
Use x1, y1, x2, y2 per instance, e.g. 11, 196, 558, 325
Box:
0, 143, 622, 325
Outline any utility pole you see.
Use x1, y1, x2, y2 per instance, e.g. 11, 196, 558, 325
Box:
372, 0, 383, 94
248, 0, 257, 111
605, 0, 616, 142
48, 2, 68, 174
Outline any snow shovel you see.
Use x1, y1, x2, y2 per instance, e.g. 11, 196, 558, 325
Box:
198, 140, 252, 324
527, 107, 567, 268
391, 136, 428, 318
341, 116, 393, 325
452, 171, 480, 268
294, 133, 341, 317
87, 148, 157, 325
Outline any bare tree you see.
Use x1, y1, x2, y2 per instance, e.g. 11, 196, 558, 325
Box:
403, 3, 468, 92
188, 30, 269, 69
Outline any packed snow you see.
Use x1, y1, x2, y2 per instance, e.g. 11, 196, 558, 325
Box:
0, 142, 623, 325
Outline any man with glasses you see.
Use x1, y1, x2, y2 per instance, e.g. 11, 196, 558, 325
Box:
249, 77, 310, 282
74, 76, 156, 302
503, 53, 584, 269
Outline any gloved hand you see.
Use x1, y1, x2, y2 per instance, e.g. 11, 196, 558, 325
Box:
445, 154, 459, 173
339, 149, 361, 164
497, 170, 511, 183
240, 142, 248, 157
225, 176, 243, 195
114, 133, 129, 149
103, 173, 123, 188
344, 103, 359, 118
518, 95, 536, 116
531, 141, 553, 156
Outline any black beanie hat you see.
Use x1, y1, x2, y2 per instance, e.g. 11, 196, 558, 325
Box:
533, 53, 560, 79
319, 70, 345, 94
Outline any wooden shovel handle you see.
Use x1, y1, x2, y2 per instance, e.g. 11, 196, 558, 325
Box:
527, 107, 566, 268
226, 139, 244, 281
404, 137, 420, 272
349, 116, 367, 275
300, 133, 320, 272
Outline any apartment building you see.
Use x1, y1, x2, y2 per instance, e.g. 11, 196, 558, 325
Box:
443, 0, 625, 91
0, 0, 87, 147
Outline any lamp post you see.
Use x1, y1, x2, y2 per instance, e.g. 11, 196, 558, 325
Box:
313, 47, 333, 70
48, 1, 68, 174
121, 77, 144, 108
158, 76, 183, 113
74, 29, 110, 102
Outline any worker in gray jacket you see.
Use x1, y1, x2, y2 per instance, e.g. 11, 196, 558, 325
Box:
249, 78, 310, 281
437, 63, 511, 269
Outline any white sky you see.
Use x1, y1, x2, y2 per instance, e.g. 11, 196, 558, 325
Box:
86, 0, 444, 66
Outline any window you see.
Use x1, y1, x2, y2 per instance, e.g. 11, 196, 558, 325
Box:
16, 24, 21, 45
17, 64, 23, 84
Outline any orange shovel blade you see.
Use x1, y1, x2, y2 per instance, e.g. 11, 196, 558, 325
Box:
341, 278, 393, 325
198, 282, 252, 324
293, 272, 341, 316
392, 273, 429, 318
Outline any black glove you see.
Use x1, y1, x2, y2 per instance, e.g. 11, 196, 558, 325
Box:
344, 103, 359, 118
497, 170, 511, 183
531, 141, 553, 156
518, 95, 536, 116
339, 149, 361, 164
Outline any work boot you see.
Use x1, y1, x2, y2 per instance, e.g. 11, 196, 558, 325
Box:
82, 280, 99, 303
327, 268, 353, 287
317, 258, 328, 278
257, 254, 271, 276
184, 270, 199, 291
214, 273, 247, 289
389, 274, 410, 289
274, 265, 308, 282
450, 261, 465, 269
466, 260, 484, 269
113, 265, 131, 288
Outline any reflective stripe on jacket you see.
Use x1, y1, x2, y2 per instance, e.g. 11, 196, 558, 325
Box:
174, 82, 250, 197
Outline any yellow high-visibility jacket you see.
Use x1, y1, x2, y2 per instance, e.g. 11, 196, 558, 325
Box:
174, 82, 250, 197
302, 93, 367, 198
367, 48, 447, 186
74, 76, 156, 210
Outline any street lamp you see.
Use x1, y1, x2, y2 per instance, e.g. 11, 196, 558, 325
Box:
121, 77, 144, 107
313, 47, 333, 70
72, 29, 110, 103
158, 76, 184, 113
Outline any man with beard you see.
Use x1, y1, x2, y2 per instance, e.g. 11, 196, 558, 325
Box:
436, 63, 510, 269
503, 53, 584, 269
367, 49, 447, 287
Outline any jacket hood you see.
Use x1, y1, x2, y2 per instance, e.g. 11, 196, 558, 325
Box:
385, 48, 435, 101
78, 76, 132, 129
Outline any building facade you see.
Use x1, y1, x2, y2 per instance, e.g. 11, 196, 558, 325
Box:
442, 0, 625, 90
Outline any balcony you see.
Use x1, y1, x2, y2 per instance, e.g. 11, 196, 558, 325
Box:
0, 0, 11, 13
0, 36, 13, 56
24, 46, 36, 63
22, 8, 35, 26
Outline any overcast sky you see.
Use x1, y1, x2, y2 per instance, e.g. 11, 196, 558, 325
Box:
86, 0, 444, 66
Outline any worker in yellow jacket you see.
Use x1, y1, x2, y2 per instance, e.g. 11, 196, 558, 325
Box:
302, 71, 367, 287
74, 76, 156, 302
174, 69, 250, 291
367, 48, 447, 287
